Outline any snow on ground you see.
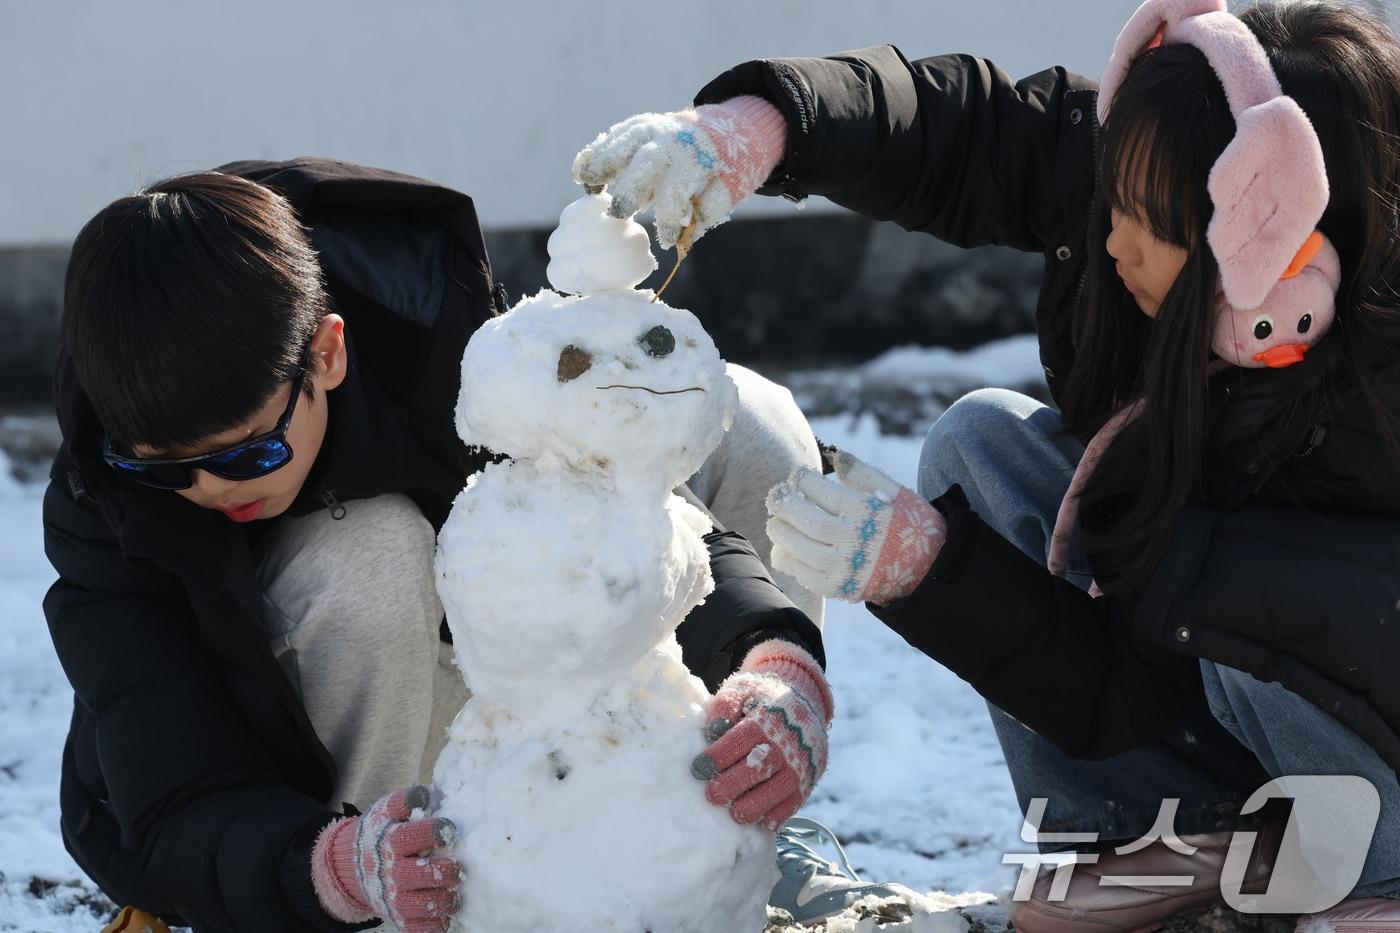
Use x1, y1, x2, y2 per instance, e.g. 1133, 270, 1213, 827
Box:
0, 341, 1046, 931
803, 413, 1025, 901
0, 452, 121, 931
784, 335, 1051, 437
852, 337, 1047, 387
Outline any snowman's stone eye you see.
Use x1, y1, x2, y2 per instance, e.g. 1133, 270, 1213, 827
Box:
1297, 313, 1313, 334
1253, 316, 1274, 341
557, 345, 592, 382
639, 326, 675, 358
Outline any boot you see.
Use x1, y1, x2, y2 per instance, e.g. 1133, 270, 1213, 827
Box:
1010, 823, 1279, 933
1297, 896, 1400, 932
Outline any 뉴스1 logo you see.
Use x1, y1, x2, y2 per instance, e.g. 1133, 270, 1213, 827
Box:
1003, 775, 1382, 914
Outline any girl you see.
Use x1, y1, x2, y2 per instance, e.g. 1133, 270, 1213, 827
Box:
576, 1, 1400, 929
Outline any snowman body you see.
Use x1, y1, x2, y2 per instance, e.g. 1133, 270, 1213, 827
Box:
431, 206, 776, 932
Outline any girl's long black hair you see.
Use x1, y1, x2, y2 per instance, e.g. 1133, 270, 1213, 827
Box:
1057, 0, 1400, 593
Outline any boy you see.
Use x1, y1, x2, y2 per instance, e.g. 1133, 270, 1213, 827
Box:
44, 158, 827, 931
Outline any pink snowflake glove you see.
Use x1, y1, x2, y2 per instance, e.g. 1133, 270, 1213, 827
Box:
766, 450, 948, 606
310, 784, 461, 933
691, 639, 834, 832
571, 95, 787, 249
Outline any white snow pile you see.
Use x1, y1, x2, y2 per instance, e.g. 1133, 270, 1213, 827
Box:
857, 337, 1046, 392
0, 447, 25, 499
432, 195, 774, 932
786, 335, 1048, 435
766, 890, 992, 932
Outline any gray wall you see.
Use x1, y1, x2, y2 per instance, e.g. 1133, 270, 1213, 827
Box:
1, 0, 1144, 245
1, 0, 1393, 401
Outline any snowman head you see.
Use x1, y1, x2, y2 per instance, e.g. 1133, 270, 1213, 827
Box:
456, 289, 736, 491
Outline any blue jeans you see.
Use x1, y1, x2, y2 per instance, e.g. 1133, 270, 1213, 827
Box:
917, 387, 1400, 897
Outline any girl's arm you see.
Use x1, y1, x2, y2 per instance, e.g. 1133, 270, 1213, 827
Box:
765, 456, 1205, 758
868, 483, 1204, 761
870, 483, 1400, 769
695, 45, 1099, 254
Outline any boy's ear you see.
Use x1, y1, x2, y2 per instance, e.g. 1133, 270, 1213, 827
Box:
310, 314, 348, 392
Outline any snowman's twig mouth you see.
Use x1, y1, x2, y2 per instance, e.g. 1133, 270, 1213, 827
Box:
595, 385, 706, 396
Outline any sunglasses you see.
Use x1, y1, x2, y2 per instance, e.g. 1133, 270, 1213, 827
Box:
102, 359, 309, 491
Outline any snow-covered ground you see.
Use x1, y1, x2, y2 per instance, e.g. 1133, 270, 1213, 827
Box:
0, 454, 124, 931
799, 414, 1026, 897
0, 342, 1045, 931
785, 336, 1051, 437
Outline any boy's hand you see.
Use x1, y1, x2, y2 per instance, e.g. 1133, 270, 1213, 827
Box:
691, 640, 833, 832
311, 784, 460, 932
571, 96, 787, 250
767, 451, 948, 606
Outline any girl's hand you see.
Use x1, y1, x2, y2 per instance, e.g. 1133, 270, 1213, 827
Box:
571, 96, 787, 250
311, 784, 460, 932
691, 640, 834, 832
767, 451, 948, 606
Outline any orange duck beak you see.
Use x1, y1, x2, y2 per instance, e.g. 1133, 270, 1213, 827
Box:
1253, 343, 1309, 368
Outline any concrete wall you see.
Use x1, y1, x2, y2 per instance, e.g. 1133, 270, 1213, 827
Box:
0, 0, 1152, 246
0, 0, 1392, 401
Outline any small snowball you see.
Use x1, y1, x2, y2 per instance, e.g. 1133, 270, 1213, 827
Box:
547, 193, 657, 295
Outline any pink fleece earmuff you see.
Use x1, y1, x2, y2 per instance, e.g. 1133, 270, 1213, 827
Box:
1046, 0, 1341, 590
1099, 0, 1332, 313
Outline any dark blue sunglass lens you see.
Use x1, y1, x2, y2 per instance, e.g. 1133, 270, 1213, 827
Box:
205, 439, 291, 479
113, 459, 194, 490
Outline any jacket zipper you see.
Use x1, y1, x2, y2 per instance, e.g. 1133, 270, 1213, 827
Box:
315, 487, 347, 520
67, 469, 99, 509
1070, 100, 1102, 339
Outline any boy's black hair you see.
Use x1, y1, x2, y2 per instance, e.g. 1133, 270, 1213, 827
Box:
62, 171, 329, 451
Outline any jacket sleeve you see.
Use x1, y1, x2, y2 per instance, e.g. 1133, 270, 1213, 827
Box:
867, 485, 1205, 760
42, 481, 358, 933
694, 44, 1098, 253
676, 527, 826, 692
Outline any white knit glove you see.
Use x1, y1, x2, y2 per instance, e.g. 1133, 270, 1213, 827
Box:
571, 96, 787, 250
766, 451, 948, 605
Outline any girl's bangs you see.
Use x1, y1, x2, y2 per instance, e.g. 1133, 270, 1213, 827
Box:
1101, 112, 1201, 249
1098, 47, 1226, 252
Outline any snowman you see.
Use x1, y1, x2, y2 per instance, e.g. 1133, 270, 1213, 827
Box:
430, 194, 778, 932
